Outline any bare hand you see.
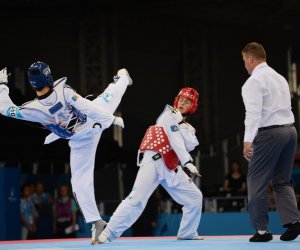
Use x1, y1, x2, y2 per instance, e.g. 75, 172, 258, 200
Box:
243, 142, 253, 161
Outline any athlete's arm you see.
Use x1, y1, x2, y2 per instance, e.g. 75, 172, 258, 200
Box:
178, 122, 199, 152
0, 84, 47, 123
160, 111, 193, 165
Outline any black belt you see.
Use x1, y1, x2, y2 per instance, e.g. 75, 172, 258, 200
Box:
152, 153, 178, 173
152, 153, 162, 161
258, 123, 294, 132
138, 152, 162, 163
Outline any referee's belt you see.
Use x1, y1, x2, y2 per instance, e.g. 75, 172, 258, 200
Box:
258, 123, 294, 132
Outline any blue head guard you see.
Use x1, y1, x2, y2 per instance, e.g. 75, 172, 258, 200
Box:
28, 61, 54, 89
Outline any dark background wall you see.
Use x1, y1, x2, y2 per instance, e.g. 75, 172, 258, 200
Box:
0, 0, 300, 192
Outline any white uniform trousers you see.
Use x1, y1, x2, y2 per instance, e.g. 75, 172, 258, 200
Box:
69, 76, 130, 223
104, 151, 203, 240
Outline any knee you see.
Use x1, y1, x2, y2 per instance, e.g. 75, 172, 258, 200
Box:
272, 181, 292, 192
197, 190, 203, 203
71, 177, 93, 188
71, 171, 93, 185
247, 188, 268, 207
195, 191, 203, 208
125, 195, 147, 209
187, 190, 203, 209
127, 200, 147, 212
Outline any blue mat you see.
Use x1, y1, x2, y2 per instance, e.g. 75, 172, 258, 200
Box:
0, 237, 299, 250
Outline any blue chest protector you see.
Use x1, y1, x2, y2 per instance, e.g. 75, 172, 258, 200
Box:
22, 78, 86, 139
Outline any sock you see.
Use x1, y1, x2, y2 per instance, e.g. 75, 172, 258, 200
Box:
258, 230, 267, 235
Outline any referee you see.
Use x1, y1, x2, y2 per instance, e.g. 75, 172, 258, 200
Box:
241, 42, 300, 242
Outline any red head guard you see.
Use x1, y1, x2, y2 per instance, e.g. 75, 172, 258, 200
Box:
173, 87, 199, 114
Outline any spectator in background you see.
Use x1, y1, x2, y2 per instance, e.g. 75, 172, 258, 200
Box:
218, 161, 247, 212
53, 184, 78, 238
31, 181, 54, 239
20, 183, 37, 239
223, 160, 247, 196
27, 181, 36, 201
31, 181, 54, 216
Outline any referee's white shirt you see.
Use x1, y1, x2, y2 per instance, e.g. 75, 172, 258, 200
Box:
242, 62, 294, 143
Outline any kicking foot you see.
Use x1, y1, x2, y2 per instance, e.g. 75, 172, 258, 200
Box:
117, 68, 133, 86
113, 116, 124, 128
90, 220, 107, 245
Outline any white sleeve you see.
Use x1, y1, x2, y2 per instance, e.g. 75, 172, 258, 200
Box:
159, 111, 193, 165
0, 85, 15, 115
0, 85, 46, 123
64, 88, 115, 129
178, 122, 199, 152
242, 77, 263, 142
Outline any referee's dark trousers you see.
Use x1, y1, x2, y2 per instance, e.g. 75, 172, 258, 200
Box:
247, 125, 300, 230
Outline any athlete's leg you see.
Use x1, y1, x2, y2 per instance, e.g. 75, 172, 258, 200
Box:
92, 74, 131, 114
101, 160, 160, 241
162, 167, 203, 239
69, 132, 102, 223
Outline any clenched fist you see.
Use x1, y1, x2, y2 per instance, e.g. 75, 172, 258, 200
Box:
113, 116, 124, 128
0, 68, 8, 84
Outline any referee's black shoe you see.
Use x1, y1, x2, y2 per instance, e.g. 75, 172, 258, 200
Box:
280, 220, 300, 241
249, 231, 273, 242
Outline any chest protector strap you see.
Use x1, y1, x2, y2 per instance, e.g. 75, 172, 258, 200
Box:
139, 125, 179, 170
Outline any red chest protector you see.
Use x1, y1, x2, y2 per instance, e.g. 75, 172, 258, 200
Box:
139, 125, 179, 170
